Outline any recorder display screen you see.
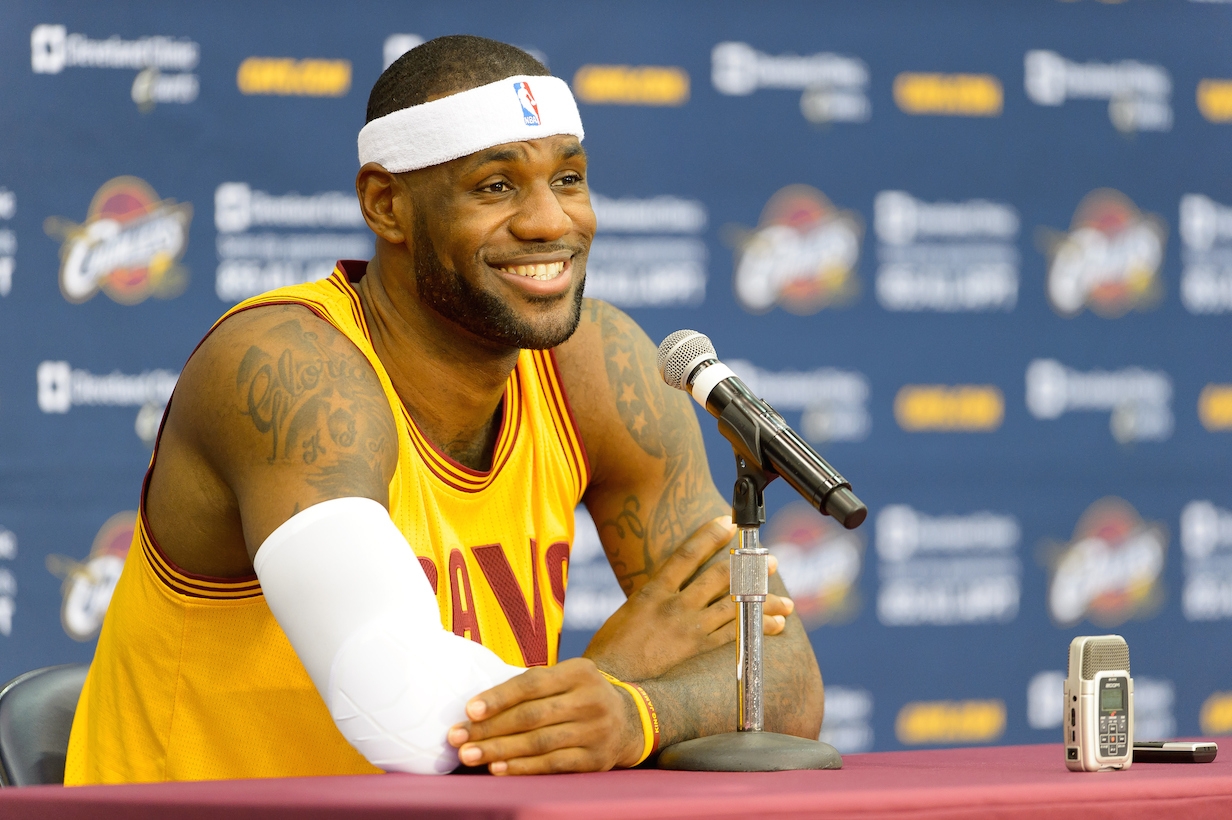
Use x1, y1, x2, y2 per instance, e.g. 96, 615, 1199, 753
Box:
1101, 686, 1125, 712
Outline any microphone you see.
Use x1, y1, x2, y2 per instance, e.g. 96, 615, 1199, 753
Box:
657, 330, 867, 529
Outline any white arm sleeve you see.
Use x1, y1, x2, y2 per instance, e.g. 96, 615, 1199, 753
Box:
252, 496, 524, 775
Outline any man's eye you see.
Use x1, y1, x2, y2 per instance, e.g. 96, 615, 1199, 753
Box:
483, 181, 511, 193
555, 173, 583, 186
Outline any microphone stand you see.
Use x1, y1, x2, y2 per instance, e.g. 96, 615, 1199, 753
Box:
657, 453, 842, 772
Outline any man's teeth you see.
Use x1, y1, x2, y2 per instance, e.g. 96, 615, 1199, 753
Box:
497, 261, 566, 280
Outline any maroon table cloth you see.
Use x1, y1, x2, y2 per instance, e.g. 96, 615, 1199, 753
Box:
3, 743, 1231, 819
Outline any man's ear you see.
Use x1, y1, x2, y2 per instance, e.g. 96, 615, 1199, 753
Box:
356, 163, 409, 244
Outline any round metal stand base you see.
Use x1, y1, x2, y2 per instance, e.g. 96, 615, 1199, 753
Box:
657, 731, 843, 772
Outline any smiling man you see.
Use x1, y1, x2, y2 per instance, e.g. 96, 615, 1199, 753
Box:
64, 35, 824, 783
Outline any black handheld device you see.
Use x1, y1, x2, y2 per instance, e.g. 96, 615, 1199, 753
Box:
1132, 741, 1218, 763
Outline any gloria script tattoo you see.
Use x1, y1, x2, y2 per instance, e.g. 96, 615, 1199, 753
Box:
235, 318, 395, 497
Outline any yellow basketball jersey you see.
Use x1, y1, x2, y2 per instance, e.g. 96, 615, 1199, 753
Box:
65, 261, 589, 784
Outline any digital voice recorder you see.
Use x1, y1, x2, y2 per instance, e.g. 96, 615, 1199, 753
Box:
1065, 634, 1133, 771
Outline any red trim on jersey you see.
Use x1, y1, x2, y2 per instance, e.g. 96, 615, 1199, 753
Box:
335, 262, 525, 494
399, 382, 522, 493
140, 532, 262, 600
413, 392, 514, 478
531, 351, 583, 497
327, 263, 372, 338
547, 344, 593, 485
338, 259, 367, 283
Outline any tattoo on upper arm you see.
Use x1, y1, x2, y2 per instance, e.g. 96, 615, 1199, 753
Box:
235, 317, 395, 498
596, 306, 664, 460
593, 303, 726, 593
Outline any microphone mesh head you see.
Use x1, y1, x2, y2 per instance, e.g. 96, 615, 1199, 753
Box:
1079, 636, 1130, 680
657, 330, 716, 390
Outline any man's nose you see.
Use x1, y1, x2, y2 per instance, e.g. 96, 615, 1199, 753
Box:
509, 182, 571, 242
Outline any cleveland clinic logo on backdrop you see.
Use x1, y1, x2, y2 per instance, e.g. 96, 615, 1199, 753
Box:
1026, 359, 1173, 444
728, 359, 870, 444
31, 24, 199, 111
45, 176, 191, 305
731, 185, 863, 315
37, 361, 178, 447
1178, 194, 1232, 314
1024, 50, 1171, 134
1179, 500, 1232, 621
874, 191, 1019, 312
1039, 190, 1166, 319
45, 512, 134, 642
0, 187, 14, 297
584, 193, 708, 308
1043, 498, 1166, 628
875, 504, 1021, 626
711, 42, 870, 125
214, 182, 372, 302
384, 34, 424, 69
764, 502, 864, 627
383, 34, 549, 75
0, 527, 15, 638
819, 686, 874, 754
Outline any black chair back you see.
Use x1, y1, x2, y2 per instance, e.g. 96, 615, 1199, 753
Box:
0, 664, 89, 786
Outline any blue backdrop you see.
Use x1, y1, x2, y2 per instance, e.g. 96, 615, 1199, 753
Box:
2, 0, 1232, 754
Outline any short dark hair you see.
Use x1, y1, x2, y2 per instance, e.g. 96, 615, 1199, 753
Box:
367, 35, 549, 123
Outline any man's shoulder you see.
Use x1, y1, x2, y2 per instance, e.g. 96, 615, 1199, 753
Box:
184, 304, 342, 399
553, 299, 691, 481
201, 263, 368, 367
174, 301, 395, 470
204, 300, 341, 350
158, 298, 398, 555
553, 298, 642, 399
556, 298, 648, 367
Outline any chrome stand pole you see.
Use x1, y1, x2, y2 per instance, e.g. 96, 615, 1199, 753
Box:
732, 527, 767, 733
656, 457, 843, 772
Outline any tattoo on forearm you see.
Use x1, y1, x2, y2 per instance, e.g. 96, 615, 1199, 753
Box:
593, 303, 725, 594
583, 301, 824, 743
645, 586, 825, 746
235, 318, 394, 497
597, 495, 645, 589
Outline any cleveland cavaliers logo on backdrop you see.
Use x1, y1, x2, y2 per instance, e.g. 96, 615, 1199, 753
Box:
45, 176, 192, 304
1044, 497, 1166, 628
46, 512, 135, 641
731, 184, 862, 315
764, 501, 863, 627
1041, 189, 1166, 318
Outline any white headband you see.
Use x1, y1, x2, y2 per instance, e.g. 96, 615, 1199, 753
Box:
357, 74, 585, 173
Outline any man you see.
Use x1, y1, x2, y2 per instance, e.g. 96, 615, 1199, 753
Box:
65, 35, 824, 783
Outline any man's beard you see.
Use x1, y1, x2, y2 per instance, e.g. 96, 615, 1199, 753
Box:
412, 222, 586, 350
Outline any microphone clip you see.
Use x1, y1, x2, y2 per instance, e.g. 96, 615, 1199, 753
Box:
732, 454, 774, 529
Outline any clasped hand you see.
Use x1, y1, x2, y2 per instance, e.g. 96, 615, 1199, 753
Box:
447, 515, 794, 774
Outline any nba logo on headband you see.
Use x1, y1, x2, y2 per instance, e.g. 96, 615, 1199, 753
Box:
514, 81, 541, 126
357, 74, 583, 172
